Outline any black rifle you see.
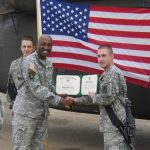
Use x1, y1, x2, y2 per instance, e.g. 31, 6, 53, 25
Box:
105, 98, 136, 150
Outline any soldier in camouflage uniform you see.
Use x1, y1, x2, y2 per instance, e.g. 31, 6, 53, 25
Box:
13, 35, 70, 150
6, 35, 35, 109
71, 44, 129, 150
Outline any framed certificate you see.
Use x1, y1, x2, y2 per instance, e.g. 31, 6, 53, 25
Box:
56, 74, 98, 96
56, 75, 80, 95
81, 75, 98, 95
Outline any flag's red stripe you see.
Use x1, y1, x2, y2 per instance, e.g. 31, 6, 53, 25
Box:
115, 64, 150, 76
114, 54, 150, 63
88, 28, 150, 38
125, 77, 149, 88
89, 38, 150, 51
89, 17, 150, 26
90, 5, 150, 13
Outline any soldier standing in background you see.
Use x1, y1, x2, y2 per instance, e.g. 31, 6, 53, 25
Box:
69, 44, 129, 150
6, 35, 35, 109
12, 34, 70, 150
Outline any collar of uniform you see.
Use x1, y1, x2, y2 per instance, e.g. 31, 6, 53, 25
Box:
99, 73, 104, 81
100, 63, 114, 80
105, 63, 114, 73
35, 51, 52, 68
35, 51, 46, 66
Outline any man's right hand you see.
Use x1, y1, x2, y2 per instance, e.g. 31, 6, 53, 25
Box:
60, 97, 75, 108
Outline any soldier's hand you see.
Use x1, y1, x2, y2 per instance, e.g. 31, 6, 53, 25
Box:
60, 97, 75, 109
88, 92, 95, 99
66, 97, 75, 109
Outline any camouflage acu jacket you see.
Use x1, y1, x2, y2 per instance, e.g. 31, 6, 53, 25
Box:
13, 52, 60, 119
75, 64, 127, 132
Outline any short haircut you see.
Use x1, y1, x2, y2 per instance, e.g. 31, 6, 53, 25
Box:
98, 44, 113, 54
21, 35, 35, 45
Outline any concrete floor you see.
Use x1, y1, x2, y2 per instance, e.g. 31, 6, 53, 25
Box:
0, 92, 150, 150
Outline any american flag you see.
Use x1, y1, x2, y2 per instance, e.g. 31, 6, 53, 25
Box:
37, 0, 150, 87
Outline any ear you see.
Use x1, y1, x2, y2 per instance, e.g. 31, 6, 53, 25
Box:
33, 46, 36, 52
112, 53, 114, 59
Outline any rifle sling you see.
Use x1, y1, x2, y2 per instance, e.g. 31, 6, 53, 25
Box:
105, 105, 130, 145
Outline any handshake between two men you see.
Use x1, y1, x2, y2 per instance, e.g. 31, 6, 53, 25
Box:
60, 94, 76, 108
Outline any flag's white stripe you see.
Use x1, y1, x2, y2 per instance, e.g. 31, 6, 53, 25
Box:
89, 22, 150, 32
51, 35, 77, 42
113, 48, 150, 58
88, 33, 150, 45
90, 11, 150, 20
53, 46, 150, 58
48, 57, 148, 82
49, 57, 100, 69
121, 70, 149, 82
51, 35, 99, 50
53, 46, 96, 57
114, 59, 150, 70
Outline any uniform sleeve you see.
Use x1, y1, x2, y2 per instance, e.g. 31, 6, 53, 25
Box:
6, 63, 14, 102
118, 72, 127, 96
96, 73, 120, 105
49, 81, 57, 94
6, 91, 12, 103
74, 95, 93, 105
22, 59, 61, 104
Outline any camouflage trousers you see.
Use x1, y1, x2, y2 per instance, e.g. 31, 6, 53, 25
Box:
12, 113, 48, 150
103, 131, 129, 150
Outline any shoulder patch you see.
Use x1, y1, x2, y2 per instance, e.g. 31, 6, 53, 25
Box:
100, 81, 112, 97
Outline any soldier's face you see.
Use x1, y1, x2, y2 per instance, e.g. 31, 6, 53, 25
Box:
37, 36, 52, 60
97, 48, 114, 70
21, 40, 35, 57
